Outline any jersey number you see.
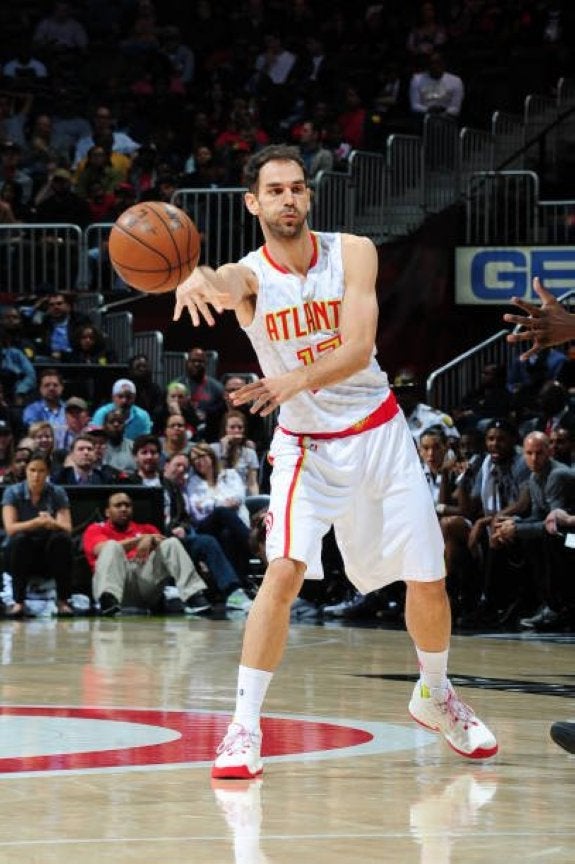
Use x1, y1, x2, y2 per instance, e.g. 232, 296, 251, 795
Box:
296, 335, 342, 367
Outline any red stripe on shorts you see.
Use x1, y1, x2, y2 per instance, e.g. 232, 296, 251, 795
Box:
283, 441, 306, 558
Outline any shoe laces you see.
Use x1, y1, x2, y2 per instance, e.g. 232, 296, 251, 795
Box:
217, 723, 260, 756
439, 689, 478, 731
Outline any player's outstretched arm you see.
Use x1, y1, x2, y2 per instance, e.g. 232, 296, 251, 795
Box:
503, 277, 575, 359
173, 264, 257, 327
231, 235, 379, 416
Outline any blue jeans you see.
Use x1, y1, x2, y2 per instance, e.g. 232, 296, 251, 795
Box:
182, 528, 239, 595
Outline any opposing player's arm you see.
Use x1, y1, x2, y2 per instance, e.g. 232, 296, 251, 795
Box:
231, 234, 379, 415
173, 264, 258, 327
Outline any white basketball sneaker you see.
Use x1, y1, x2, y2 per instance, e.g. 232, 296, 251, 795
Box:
409, 681, 498, 759
212, 722, 263, 779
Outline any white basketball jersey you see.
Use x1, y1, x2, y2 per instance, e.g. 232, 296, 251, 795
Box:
239, 231, 390, 435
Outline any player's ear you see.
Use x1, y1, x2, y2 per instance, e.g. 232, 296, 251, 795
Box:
244, 191, 259, 216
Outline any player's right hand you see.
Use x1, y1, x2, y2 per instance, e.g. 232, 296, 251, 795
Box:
173, 266, 227, 327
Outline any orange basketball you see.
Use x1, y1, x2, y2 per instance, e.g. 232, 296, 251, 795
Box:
109, 202, 200, 293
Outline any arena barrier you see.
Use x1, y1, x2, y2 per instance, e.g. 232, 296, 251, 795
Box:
465, 170, 540, 245
0, 223, 83, 297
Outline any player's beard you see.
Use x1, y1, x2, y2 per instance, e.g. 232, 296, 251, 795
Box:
262, 209, 307, 240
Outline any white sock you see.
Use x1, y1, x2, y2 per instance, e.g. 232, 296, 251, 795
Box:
416, 647, 449, 695
233, 665, 273, 732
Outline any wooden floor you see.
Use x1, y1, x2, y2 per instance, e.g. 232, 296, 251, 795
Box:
1, 614, 574, 863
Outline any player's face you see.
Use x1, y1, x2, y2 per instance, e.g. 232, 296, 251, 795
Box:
247, 160, 310, 239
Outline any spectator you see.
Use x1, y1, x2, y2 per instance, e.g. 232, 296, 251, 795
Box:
153, 380, 200, 439
186, 441, 253, 580
0, 331, 36, 405
82, 490, 211, 616
33, 166, 92, 228
296, 119, 333, 182
163, 452, 252, 611
455, 363, 512, 432
100, 409, 137, 473
492, 431, 575, 631
73, 105, 140, 168
68, 323, 115, 365
406, 2, 448, 63
177, 348, 225, 439
54, 396, 90, 450
160, 25, 195, 88
160, 413, 193, 467
409, 52, 464, 119
127, 354, 164, 419
507, 347, 567, 415
211, 410, 260, 495
337, 84, 367, 150
3, 43, 48, 81
0, 307, 36, 359
24, 292, 91, 362
74, 144, 124, 198
2, 450, 74, 618
22, 368, 66, 429
32, 1, 89, 52
0, 141, 33, 206
0, 443, 32, 487
0, 420, 15, 479
519, 381, 575, 439
52, 432, 106, 484
392, 369, 460, 443
549, 425, 575, 467
90, 378, 152, 439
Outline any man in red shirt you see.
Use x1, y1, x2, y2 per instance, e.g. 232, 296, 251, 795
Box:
82, 491, 211, 616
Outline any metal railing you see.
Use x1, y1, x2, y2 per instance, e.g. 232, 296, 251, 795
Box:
426, 290, 575, 412
133, 330, 164, 385
101, 310, 134, 363
385, 134, 424, 239
538, 200, 575, 243
0, 223, 83, 295
465, 170, 540, 244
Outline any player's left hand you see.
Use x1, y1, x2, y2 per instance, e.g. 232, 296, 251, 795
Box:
230, 375, 299, 416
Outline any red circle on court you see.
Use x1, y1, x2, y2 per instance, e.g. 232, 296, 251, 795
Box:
0, 707, 373, 773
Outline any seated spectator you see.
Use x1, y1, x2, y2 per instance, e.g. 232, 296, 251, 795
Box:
127, 354, 164, 419
82, 490, 211, 616
0, 381, 25, 440
160, 413, 193, 467
337, 84, 367, 150
419, 425, 479, 616
176, 348, 225, 440
392, 369, 460, 443
3, 43, 48, 81
67, 323, 115, 365
54, 396, 90, 450
22, 292, 91, 362
296, 120, 333, 183
22, 368, 67, 429
86, 423, 134, 482
0, 330, 36, 405
74, 144, 124, 199
491, 432, 575, 631
33, 167, 92, 228
455, 363, 512, 432
409, 52, 464, 120
459, 418, 530, 626
406, 2, 448, 64
0, 443, 32, 487
73, 104, 140, 168
2, 450, 74, 618
160, 25, 195, 90
32, 1, 88, 52
550, 425, 575, 467
507, 346, 566, 415
52, 434, 106, 484
153, 380, 200, 438
0, 421, 15, 479
163, 452, 252, 611
211, 410, 260, 495
221, 374, 268, 452
0, 141, 33, 208
100, 409, 137, 473
90, 378, 152, 439
0, 306, 36, 360
519, 381, 575, 439
27, 420, 62, 471
186, 442, 253, 579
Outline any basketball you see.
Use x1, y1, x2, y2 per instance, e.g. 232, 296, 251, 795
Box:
109, 202, 200, 293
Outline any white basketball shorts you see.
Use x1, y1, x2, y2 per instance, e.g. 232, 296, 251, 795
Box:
265, 411, 445, 593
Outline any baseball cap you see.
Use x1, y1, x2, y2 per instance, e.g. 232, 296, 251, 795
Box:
392, 369, 419, 389
485, 417, 517, 436
112, 378, 136, 396
65, 396, 88, 411
85, 424, 107, 437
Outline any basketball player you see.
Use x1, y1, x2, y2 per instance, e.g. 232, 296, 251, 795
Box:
174, 144, 498, 779
504, 278, 575, 756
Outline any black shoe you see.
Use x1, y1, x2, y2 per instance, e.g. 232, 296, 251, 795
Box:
184, 591, 212, 615
99, 592, 121, 616
322, 592, 376, 620
550, 721, 575, 754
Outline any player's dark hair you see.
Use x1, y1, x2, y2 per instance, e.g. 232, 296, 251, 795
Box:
243, 145, 308, 192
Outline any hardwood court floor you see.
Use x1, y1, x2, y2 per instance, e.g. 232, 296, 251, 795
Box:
1, 615, 574, 863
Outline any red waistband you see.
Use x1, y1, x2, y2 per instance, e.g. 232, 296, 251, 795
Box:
279, 391, 399, 441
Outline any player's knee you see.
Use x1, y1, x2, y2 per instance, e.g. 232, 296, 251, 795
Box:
263, 558, 306, 605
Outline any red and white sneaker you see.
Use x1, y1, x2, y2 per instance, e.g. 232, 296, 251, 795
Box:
212, 722, 263, 779
409, 681, 498, 759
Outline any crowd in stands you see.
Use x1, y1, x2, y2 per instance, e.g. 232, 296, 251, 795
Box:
0, 0, 573, 225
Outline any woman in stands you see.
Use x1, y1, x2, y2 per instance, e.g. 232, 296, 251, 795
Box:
2, 451, 74, 618
211, 409, 260, 495
68, 324, 115, 365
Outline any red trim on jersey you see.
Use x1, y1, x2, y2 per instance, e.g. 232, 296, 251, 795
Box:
279, 391, 399, 441
262, 232, 318, 274
283, 444, 306, 557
